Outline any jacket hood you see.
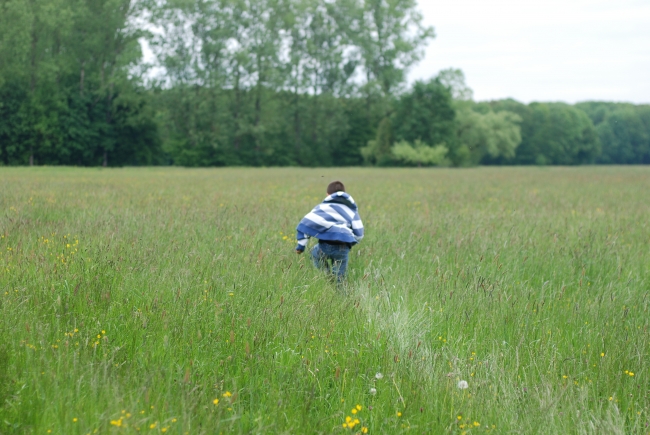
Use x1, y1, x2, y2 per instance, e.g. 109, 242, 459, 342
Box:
323, 191, 357, 211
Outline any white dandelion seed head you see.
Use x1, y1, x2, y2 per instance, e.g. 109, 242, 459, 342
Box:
457, 380, 469, 389
369, 387, 377, 395
375, 372, 383, 380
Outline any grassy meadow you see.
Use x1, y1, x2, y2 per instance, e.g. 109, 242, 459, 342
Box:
0, 166, 649, 435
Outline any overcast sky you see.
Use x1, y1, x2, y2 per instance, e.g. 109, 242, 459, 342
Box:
409, 0, 650, 104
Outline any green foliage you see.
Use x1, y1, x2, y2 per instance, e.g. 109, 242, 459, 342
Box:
391, 140, 447, 166
455, 107, 522, 166
0, 345, 10, 408
332, 0, 434, 95
436, 68, 473, 101
145, 0, 432, 167
361, 117, 393, 165
151, 85, 367, 167
487, 100, 600, 165
393, 78, 456, 150
0, 0, 158, 166
330, 98, 376, 166
576, 102, 650, 164
0, 83, 161, 166
523, 103, 600, 165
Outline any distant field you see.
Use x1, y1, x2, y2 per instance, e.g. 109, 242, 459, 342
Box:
0, 166, 648, 434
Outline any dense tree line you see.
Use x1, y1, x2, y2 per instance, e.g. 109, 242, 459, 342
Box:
1, 0, 649, 167
0, 0, 160, 166
576, 102, 650, 164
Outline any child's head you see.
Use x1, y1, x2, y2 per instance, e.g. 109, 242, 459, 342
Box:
327, 180, 345, 195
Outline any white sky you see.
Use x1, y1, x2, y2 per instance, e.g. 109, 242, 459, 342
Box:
409, 0, 650, 104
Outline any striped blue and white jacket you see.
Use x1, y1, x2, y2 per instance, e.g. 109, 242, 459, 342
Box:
295, 192, 364, 252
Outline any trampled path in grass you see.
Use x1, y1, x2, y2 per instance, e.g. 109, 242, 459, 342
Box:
0, 167, 648, 434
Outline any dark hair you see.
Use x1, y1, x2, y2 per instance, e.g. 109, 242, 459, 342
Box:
327, 180, 345, 194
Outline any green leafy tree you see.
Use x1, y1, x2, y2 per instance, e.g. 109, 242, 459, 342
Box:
437, 68, 473, 101
361, 116, 393, 165
330, 96, 379, 165
596, 110, 649, 164
0, 0, 158, 166
393, 78, 456, 161
576, 102, 650, 164
521, 103, 600, 165
488, 100, 599, 165
455, 108, 521, 166
391, 139, 447, 166
335, 0, 433, 96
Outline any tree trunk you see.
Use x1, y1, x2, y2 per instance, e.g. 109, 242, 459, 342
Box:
30, 20, 38, 94
254, 88, 261, 128
80, 61, 85, 96
254, 68, 262, 129
54, 31, 61, 85
29, 7, 38, 167
254, 87, 262, 161
311, 81, 319, 148
233, 65, 241, 150
103, 66, 115, 168
294, 90, 301, 164
254, 56, 263, 160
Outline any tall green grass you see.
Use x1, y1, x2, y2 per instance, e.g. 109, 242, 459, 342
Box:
0, 167, 648, 434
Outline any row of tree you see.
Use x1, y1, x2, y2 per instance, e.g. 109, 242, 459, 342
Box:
363, 73, 650, 167
0, 0, 160, 166
1, 0, 649, 167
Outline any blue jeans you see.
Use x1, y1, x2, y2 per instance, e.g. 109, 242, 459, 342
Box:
311, 242, 350, 281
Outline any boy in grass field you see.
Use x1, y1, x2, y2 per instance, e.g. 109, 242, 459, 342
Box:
295, 181, 364, 282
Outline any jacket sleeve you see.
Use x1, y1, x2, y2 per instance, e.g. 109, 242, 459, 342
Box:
351, 211, 364, 242
296, 229, 310, 252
